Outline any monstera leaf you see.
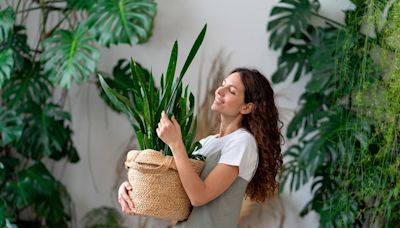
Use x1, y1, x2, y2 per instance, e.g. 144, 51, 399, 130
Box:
0, 6, 14, 43
9, 25, 31, 72
0, 198, 16, 228
0, 48, 13, 88
1, 162, 69, 225
0, 105, 23, 146
41, 25, 99, 88
17, 103, 79, 162
267, 0, 320, 50
1, 61, 51, 109
86, 0, 156, 46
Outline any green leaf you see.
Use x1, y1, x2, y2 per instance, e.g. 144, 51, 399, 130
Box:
0, 199, 16, 228
1, 60, 52, 109
100, 26, 206, 158
306, 28, 347, 93
82, 206, 124, 228
272, 41, 313, 83
17, 103, 79, 162
267, 0, 320, 50
157, 41, 178, 117
179, 24, 207, 78
2, 162, 69, 224
86, 0, 157, 46
166, 24, 207, 115
96, 59, 151, 114
0, 105, 23, 146
0, 7, 14, 43
66, 0, 99, 10
0, 48, 13, 88
8, 25, 31, 72
98, 74, 145, 133
41, 25, 99, 88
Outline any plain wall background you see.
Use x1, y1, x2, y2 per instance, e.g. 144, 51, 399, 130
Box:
23, 0, 354, 227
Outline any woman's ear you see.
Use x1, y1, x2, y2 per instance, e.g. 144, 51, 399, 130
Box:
240, 102, 254, 115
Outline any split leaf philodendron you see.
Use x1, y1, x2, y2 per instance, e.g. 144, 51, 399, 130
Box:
99, 25, 207, 159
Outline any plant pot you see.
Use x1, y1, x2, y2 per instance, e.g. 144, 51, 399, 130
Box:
124, 149, 204, 221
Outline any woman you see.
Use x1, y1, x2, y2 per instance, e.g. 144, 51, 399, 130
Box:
118, 68, 283, 227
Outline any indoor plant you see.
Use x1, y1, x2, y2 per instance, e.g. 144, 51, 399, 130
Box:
0, 0, 156, 226
267, 0, 399, 226
98, 25, 207, 221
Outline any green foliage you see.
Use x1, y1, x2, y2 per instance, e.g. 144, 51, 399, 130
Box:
17, 103, 79, 162
0, 7, 14, 42
0, 0, 157, 226
0, 106, 23, 146
267, 0, 320, 50
99, 25, 207, 158
269, 0, 399, 226
87, 0, 157, 46
0, 48, 14, 88
41, 25, 99, 88
2, 162, 71, 227
82, 206, 125, 228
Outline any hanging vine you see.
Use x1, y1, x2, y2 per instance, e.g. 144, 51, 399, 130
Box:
267, 0, 399, 226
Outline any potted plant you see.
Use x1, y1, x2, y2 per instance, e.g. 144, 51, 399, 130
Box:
98, 25, 207, 221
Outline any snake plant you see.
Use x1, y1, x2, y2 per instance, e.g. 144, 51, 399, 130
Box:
99, 25, 207, 158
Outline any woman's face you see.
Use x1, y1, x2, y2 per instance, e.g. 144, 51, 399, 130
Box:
211, 72, 252, 117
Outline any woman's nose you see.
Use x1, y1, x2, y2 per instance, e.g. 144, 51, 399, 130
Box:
216, 86, 226, 96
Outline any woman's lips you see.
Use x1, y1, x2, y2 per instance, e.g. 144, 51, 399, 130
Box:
214, 97, 224, 104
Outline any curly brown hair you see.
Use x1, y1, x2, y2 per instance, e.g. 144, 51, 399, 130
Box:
232, 68, 284, 202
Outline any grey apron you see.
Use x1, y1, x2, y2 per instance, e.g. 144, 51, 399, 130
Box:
175, 150, 249, 228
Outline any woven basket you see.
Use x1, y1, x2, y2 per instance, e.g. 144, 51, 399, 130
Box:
124, 149, 205, 221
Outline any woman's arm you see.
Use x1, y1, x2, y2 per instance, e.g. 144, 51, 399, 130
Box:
157, 111, 239, 207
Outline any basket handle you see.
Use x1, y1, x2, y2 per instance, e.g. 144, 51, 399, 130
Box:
127, 156, 173, 174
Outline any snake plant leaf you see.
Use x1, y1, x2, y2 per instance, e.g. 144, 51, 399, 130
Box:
17, 103, 79, 162
97, 59, 151, 114
1, 60, 51, 109
41, 25, 99, 88
100, 26, 206, 157
98, 74, 145, 134
179, 24, 207, 78
0, 7, 13, 43
157, 41, 178, 117
267, 0, 320, 50
0, 106, 23, 146
0, 48, 13, 88
86, 0, 156, 46
165, 24, 207, 116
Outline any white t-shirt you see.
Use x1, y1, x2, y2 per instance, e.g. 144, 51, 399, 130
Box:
193, 128, 259, 181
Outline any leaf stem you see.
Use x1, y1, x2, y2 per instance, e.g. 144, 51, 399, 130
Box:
16, 6, 64, 14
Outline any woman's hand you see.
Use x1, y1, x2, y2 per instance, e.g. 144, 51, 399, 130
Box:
156, 111, 183, 150
118, 181, 135, 214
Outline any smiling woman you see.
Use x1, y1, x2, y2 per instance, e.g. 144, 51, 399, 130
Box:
118, 67, 284, 227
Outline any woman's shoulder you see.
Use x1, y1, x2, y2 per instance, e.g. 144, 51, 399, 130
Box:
226, 128, 256, 144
